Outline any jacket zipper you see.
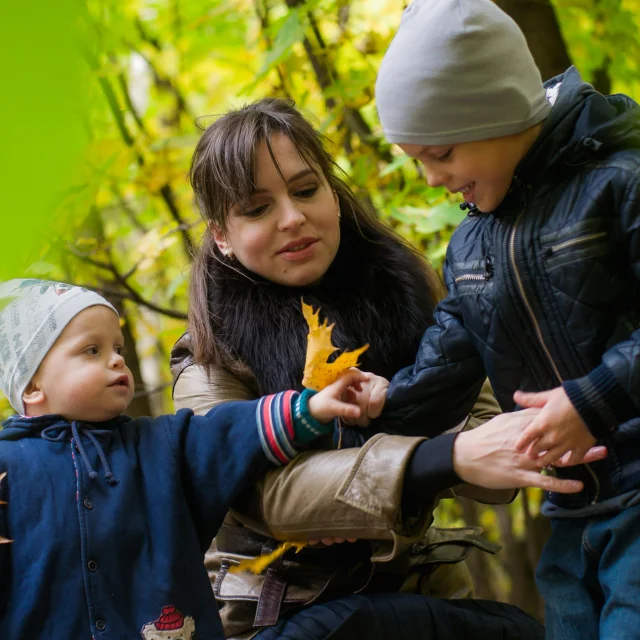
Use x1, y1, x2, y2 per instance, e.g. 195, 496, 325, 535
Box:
549, 231, 607, 254
454, 258, 494, 284
509, 211, 600, 503
455, 273, 486, 283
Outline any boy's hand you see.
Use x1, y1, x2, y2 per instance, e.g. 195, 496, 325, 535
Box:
513, 387, 596, 467
342, 371, 389, 427
307, 369, 368, 424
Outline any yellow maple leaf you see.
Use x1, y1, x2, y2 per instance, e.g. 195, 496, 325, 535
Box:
230, 303, 369, 575
301, 300, 369, 390
229, 540, 307, 575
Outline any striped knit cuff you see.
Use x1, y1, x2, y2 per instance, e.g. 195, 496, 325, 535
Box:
563, 364, 639, 439
256, 391, 299, 466
293, 389, 336, 445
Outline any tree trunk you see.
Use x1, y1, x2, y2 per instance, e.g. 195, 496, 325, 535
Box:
494, 0, 572, 81
495, 504, 544, 621
458, 498, 499, 601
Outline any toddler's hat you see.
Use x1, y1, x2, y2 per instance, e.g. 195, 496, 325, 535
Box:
0, 280, 117, 414
375, 0, 551, 146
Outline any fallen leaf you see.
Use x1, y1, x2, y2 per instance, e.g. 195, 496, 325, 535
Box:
234, 303, 367, 575
229, 540, 307, 575
301, 300, 368, 390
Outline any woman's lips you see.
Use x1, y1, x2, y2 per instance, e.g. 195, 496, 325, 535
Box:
277, 239, 318, 261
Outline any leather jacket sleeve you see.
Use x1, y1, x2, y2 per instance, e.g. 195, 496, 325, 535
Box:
382, 259, 487, 434
173, 363, 256, 414
450, 379, 516, 505
232, 433, 433, 562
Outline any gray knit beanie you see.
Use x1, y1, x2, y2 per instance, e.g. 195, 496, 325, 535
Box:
375, 0, 551, 146
0, 279, 118, 414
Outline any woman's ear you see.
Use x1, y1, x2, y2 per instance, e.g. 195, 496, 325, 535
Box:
209, 222, 232, 257
22, 380, 45, 409
332, 190, 341, 219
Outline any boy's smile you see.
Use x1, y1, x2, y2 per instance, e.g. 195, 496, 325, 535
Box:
398, 124, 542, 213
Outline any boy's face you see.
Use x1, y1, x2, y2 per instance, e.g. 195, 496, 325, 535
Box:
399, 127, 540, 213
24, 305, 134, 422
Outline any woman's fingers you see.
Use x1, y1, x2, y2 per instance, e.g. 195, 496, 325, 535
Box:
552, 445, 608, 468
519, 470, 583, 493
309, 537, 358, 546
534, 444, 570, 468
515, 423, 546, 453
579, 446, 608, 465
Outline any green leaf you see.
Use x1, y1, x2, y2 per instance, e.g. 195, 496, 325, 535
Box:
379, 154, 410, 177
414, 202, 466, 234
259, 9, 305, 74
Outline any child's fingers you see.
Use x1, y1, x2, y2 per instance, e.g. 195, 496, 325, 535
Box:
513, 390, 551, 409
514, 425, 545, 453
335, 402, 361, 420
331, 369, 367, 392
367, 382, 388, 420
535, 444, 570, 468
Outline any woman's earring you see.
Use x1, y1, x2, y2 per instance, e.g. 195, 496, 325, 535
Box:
226, 249, 234, 259
337, 206, 341, 219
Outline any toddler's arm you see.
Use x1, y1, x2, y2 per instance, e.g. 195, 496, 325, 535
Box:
162, 371, 364, 548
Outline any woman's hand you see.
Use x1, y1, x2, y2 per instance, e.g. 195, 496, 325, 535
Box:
342, 370, 389, 427
307, 537, 358, 546
452, 409, 608, 493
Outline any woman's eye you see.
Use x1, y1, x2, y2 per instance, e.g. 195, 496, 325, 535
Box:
242, 205, 267, 218
437, 149, 453, 161
295, 186, 318, 198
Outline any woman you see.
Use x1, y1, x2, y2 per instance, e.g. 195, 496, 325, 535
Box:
171, 98, 601, 639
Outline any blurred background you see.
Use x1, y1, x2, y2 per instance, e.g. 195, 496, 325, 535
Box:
2, 0, 639, 618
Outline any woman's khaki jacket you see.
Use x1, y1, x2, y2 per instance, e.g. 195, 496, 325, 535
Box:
171, 333, 514, 639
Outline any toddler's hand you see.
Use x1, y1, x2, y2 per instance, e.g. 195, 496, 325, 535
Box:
513, 387, 596, 467
342, 370, 389, 427
307, 369, 368, 424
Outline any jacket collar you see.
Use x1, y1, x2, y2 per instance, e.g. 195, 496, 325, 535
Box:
494, 66, 640, 214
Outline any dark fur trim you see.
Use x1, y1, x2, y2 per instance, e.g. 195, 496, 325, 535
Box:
206, 220, 436, 395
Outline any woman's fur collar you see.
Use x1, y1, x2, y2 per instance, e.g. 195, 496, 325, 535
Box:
205, 221, 437, 395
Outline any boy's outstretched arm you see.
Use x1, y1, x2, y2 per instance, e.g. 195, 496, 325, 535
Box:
382, 260, 486, 435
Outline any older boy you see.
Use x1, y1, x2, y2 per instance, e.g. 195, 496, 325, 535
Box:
376, 1, 640, 638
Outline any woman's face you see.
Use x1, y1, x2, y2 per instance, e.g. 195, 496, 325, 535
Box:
212, 134, 341, 287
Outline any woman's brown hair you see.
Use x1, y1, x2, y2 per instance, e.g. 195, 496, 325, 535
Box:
188, 97, 443, 366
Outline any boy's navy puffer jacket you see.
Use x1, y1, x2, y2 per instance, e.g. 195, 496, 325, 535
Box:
383, 67, 640, 510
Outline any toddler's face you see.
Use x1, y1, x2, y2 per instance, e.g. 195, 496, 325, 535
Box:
26, 306, 134, 422
399, 128, 539, 213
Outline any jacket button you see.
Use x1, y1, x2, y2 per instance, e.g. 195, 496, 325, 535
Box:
95, 619, 106, 631
88, 560, 98, 572
83, 498, 93, 510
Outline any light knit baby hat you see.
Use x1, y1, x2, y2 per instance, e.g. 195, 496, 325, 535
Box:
0, 279, 117, 413
375, 0, 551, 146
